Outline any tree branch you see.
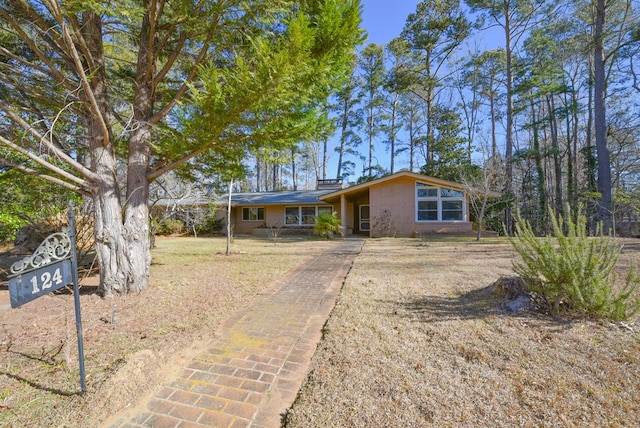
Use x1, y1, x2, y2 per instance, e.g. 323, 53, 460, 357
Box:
147, 142, 215, 181
67, 13, 96, 73
0, 5, 75, 93
0, 135, 94, 192
0, 100, 99, 182
45, 0, 111, 147
0, 157, 91, 196
150, 7, 221, 124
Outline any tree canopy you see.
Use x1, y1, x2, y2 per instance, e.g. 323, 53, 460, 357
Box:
0, 0, 364, 295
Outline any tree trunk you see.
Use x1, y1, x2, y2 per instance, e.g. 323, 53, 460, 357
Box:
490, 87, 498, 158
504, 9, 514, 235
367, 104, 373, 175
425, 52, 434, 165
91, 137, 129, 296
389, 95, 398, 174
547, 96, 563, 216
594, 0, 612, 231
322, 135, 328, 180
409, 115, 415, 172
82, 11, 132, 296
125, 127, 151, 293
530, 98, 547, 234
565, 89, 576, 210
123, 7, 155, 293
256, 159, 262, 192
336, 96, 349, 180
291, 147, 297, 190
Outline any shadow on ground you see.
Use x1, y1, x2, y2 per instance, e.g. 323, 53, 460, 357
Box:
395, 285, 507, 322
391, 283, 575, 332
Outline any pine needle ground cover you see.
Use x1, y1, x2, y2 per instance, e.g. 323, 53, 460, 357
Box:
286, 238, 640, 427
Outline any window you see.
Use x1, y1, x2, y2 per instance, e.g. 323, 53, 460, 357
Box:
285, 206, 333, 226
417, 200, 438, 221
301, 207, 316, 225
416, 183, 465, 222
242, 207, 264, 221
285, 207, 299, 225
442, 200, 463, 220
317, 206, 333, 216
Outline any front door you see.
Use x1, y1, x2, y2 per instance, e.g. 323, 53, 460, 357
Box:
359, 205, 370, 232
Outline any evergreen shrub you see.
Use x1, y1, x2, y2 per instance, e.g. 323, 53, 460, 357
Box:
156, 218, 185, 236
510, 207, 640, 321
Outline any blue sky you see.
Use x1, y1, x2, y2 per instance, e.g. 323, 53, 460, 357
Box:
360, 0, 418, 45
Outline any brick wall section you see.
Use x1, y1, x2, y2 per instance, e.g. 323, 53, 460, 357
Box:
369, 176, 472, 238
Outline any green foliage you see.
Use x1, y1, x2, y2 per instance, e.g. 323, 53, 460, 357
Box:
0, 212, 23, 243
194, 206, 223, 235
420, 105, 471, 182
0, 170, 78, 242
510, 207, 640, 321
156, 219, 186, 236
314, 212, 342, 238
180, 0, 366, 180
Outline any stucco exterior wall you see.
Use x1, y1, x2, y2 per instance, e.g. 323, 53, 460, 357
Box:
368, 176, 472, 237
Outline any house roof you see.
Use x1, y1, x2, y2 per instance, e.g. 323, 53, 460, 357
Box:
319, 171, 467, 203
220, 189, 333, 207
215, 171, 498, 207
152, 195, 212, 207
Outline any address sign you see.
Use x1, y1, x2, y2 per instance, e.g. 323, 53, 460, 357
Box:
8, 232, 73, 308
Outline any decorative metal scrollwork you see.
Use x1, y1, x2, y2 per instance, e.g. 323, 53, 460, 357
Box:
10, 231, 72, 275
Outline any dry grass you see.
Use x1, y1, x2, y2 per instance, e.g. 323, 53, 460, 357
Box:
2, 236, 639, 427
0, 235, 334, 427
285, 238, 640, 427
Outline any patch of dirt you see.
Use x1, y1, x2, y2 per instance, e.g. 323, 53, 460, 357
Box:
0, 266, 217, 427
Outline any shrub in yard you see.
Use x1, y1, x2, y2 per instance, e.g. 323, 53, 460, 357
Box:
195, 205, 223, 235
510, 207, 640, 321
314, 212, 341, 238
156, 218, 185, 235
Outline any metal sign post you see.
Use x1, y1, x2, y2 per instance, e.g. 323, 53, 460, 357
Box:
67, 203, 86, 394
7, 202, 87, 394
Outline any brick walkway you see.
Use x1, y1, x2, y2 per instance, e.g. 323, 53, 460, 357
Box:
107, 238, 364, 428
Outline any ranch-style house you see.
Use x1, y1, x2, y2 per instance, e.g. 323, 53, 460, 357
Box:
218, 171, 476, 238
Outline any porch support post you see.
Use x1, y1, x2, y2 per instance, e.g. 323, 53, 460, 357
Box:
340, 194, 347, 237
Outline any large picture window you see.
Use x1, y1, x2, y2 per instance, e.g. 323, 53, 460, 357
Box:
242, 207, 264, 221
285, 206, 333, 226
416, 183, 465, 222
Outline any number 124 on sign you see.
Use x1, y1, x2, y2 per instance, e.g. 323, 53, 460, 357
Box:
8, 260, 73, 308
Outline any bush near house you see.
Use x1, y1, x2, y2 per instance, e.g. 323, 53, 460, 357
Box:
314, 212, 341, 238
155, 218, 186, 236
510, 207, 640, 321
194, 207, 224, 235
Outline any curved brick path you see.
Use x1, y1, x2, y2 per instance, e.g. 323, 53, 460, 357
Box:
107, 238, 364, 428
